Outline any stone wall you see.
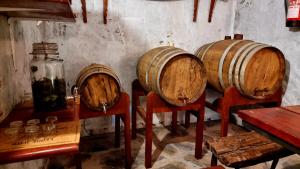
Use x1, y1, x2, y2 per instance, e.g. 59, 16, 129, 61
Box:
0, 16, 28, 121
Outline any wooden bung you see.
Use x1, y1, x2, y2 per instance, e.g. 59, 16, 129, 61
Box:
234, 34, 243, 40
75, 64, 121, 111
137, 46, 207, 106
195, 40, 285, 99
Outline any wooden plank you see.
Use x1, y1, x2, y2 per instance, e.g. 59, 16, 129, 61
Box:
0, 121, 80, 152
238, 107, 300, 149
103, 0, 108, 24
81, 0, 87, 23
193, 0, 199, 22
206, 131, 291, 167
0, 0, 75, 22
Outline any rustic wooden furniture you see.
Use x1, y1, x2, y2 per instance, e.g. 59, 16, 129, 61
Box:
79, 92, 131, 169
0, 0, 75, 22
0, 96, 80, 166
238, 105, 300, 154
204, 86, 282, 137
206, 131, 292, 169
131, 79, 205, 168
195, 39, 285, 99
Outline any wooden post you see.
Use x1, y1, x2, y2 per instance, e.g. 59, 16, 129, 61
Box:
208, 0, 216, 22
193, 0, 199, 22
81, 0, 87, 23
103, 0, 108, 24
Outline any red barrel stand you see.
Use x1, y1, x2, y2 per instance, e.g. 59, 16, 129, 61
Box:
204, 86, 282, 137
131, 79, 205, 168
79, 92, 132, 169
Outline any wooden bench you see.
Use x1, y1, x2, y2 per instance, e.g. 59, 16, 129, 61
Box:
205, 131, 292, 169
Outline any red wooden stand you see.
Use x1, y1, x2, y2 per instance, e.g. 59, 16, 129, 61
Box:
79, 92, 132, 169
205, 86, 282, 137
131, 79, 205, 168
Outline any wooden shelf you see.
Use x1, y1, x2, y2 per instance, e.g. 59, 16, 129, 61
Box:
0, 0, 75, 22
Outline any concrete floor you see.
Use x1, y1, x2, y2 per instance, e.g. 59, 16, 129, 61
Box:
48, 121, 300, 169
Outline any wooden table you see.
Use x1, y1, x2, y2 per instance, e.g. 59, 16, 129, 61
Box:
238, 105, 300, 154
0, 98, 81, 165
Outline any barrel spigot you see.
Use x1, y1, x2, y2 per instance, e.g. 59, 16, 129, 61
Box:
101, 102, 107, 114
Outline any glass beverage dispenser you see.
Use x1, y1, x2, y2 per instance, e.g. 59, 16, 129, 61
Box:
30, 42, 66, 112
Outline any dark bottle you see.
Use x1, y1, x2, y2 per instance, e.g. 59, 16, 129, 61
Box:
286, 0, 300, 27
30, 42, 66, 112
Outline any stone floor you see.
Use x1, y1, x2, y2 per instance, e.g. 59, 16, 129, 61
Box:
47, 120, 300, 169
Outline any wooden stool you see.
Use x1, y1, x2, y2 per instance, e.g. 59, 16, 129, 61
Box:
204, 87, 282, 137
131, 79, 205, 168
79, 92, 131, 169
206, 131, 292, 169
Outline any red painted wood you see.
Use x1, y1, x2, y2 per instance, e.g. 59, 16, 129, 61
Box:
0, 0, 75, 22
0, 144, 78, 164
79, 92, 132, 169
206, 87, 282, 137
79, 92, 130, 119
238, 106, 300, 149
131, 79, 205, 168
208, 0, 216, 22
1, 99, 79, 127
0, 98, 80, 165
81, 0, 87, 23
193, 0, 199, 22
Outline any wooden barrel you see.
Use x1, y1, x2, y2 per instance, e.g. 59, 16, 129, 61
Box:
137, 46, 207, 106
195, 40, 285, 99
75, 64, 121, 111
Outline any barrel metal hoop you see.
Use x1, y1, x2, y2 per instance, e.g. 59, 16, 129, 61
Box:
228, 41, 255, 86
234, 43, 264, 94
76, 66, 120, 92
200, 41, 218, 61
239, 45, 270, 95
145, 47, 174, 88
195, 46, 206, 58
218, 40, 242, 90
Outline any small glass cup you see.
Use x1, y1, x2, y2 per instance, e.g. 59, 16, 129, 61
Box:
27, 119, 40, 126
9, 120, 24, 134
4, 127, 20, 142
45, 116, 58, 124
10, 121, 23, 128
25, 125, 40, 138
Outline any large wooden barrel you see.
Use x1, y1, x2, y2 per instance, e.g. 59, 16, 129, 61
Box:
75, 64, 121, 111
137, 46, 207, 106
195, 40, 285, 99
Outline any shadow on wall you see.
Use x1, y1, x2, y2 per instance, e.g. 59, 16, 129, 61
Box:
282, 59, 290, 96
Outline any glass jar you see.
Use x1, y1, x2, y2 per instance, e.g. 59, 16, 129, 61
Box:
30, 42, 66, 112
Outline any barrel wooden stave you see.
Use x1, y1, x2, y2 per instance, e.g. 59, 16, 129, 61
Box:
76, 64, 121, 111
137, 46, 207, 106
196, 40, 285, 99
